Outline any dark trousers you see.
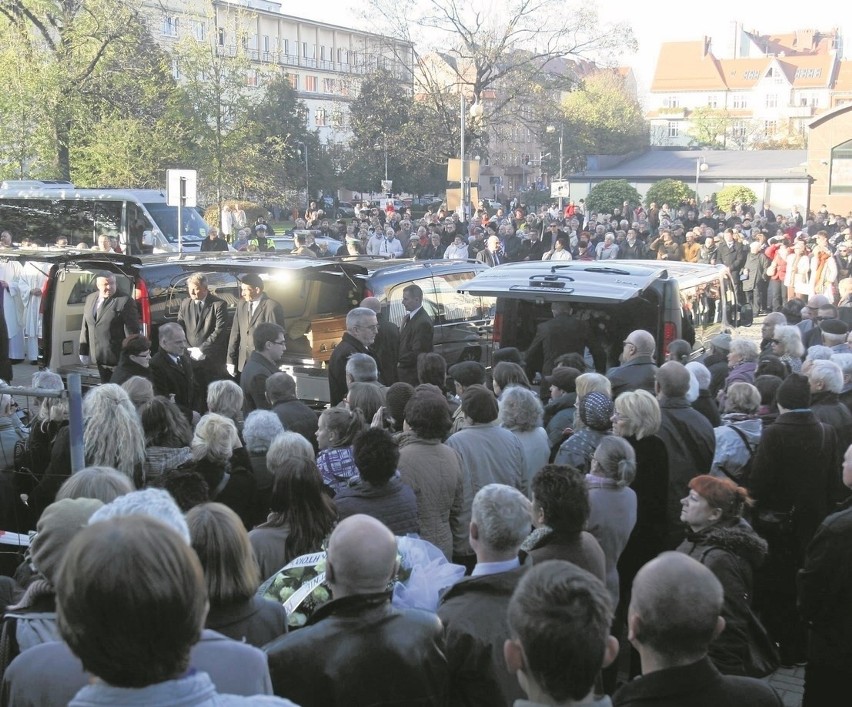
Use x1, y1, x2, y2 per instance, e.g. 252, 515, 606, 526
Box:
804, 663, 845, 706
767, 279, 784, 312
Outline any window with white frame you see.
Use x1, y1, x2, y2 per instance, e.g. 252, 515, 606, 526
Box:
765, 94, 778, 108
246, 70, 258, 88
315, 108, 327, 127
732, 94, 748, 109
731, 120, 746, 139
764, 120, 777, 136
217, 28, 225, 46
663, 95, 680, 109
305, 76, 317, 92
263, 36, 270, 53
192, 20, 205, 41
323, 78, 335, 93
667, 121, 679, 138
707, 94, 718, 108
171, 59, 180, 80
162, 17, 179, 37
286, 74, 298, 90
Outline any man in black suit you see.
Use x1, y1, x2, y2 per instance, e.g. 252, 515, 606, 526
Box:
240, 322, 286, 413
397, 284, 433, 386
150, 322, 196, 419
361, 296, 399, 386
177, 273, 228, 411
525, 302, 604, 387
327, 307, 378, 406
267, 371, 319, 452
79, 272, 140, 383
227, 273, 286, 377
475, 235, 503, 267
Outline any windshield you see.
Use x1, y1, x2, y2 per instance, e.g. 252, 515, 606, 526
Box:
143, 203, 208, 243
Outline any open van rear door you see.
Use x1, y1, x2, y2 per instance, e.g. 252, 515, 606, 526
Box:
457, 262, 664, 304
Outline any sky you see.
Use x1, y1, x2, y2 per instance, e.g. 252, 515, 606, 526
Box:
290, 0, 850, 101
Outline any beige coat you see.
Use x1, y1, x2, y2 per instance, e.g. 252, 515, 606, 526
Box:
397, 433, 465, 560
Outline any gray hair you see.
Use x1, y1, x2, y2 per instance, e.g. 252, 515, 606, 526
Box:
206, 380, 244, 421
685, 361, 711, 390
158, 322, 183, 346
186, 273, 208, 288
31, 369, 68, 424
592, 436, 637, 487
774, 325, 804, 358
267, 431, 315, 472
121, 376, 154, 409
831, 353, 852, 377
242, 410, 284, 454
729, 338, 758, 362
57, 466, 135, 504
498, 386, 544, 431
471, 484, 531, 553
346, 353, 378, 383
266, 371, 297, 403
808, 359, 844, 394
346, 307, 376, 333
89, 488, 190, 544
82, 384, 145, 482
806, 345, 835, 362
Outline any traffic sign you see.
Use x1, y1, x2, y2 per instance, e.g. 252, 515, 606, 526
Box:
550, 181, 570, 198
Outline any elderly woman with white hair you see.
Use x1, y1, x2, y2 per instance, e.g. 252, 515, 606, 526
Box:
725, 338, 759, 388
807, 359, 852, 454
499, 386, 550, 497
191, 413, 256, 529
242, 410, 285, 525
830, 352, 852, 410
686, 361, 721, 427
711, 382, 762, 483
770, 324, 804, 373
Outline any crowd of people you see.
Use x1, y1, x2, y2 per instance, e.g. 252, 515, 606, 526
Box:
1, 196, 852, 705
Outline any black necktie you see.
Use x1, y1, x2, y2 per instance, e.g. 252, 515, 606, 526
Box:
403, 313, 410, 327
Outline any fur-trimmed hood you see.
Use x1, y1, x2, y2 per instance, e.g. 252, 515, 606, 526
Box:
682, 518, 768, 568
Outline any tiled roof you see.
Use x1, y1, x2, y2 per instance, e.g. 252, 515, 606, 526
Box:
835, 60, 852, 92
652, 45, 837, 92
567, 150, 808, 180
745, 28, 839, 56
650, 41, 726, 92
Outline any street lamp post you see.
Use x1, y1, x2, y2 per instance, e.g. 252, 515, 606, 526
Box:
695, 156, 708, 207
546, 123, 565, 211
296, 140, 309, 209
459, 91, 484, 220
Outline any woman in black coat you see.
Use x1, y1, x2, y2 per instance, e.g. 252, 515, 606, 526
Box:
110, 334, 153, 386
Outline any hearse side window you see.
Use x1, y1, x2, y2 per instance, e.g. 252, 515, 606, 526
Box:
386, 277, 434, 326
433, 272, 494, 324
314, 278, 359, 316
67, 272, 132, 305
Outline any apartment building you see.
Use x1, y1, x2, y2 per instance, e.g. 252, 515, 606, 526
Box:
647, 27, 852, 148
144, 0, 414, 144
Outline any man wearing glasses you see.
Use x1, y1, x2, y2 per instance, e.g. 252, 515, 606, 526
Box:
327, 307, 379, 406
240, 322, 287, 413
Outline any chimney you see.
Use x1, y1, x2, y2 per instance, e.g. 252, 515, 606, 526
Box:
703, 36, 712, 58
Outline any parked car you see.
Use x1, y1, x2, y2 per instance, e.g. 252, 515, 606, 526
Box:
269, 231, 344, 255
30, 252, 493, 404
336, 202, 356, 218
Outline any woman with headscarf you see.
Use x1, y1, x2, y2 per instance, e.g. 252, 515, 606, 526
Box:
553, 391, 613, 473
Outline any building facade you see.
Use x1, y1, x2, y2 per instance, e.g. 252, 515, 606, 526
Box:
143, 0, 414, 145
648, 27, 851, 148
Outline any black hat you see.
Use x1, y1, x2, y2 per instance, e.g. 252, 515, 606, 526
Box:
777, 373, 810, 410
820, 318, 848, 336
240, 273, 264, 289
546, 367, 579, 393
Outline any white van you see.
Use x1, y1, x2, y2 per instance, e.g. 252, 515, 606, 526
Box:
0, 181, 208, 253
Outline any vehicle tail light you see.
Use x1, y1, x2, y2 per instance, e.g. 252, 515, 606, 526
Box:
135, 278, 151, 338
662, 321, 677, 353
37, 271, 53, 357
363, 287, 374, 298
492, 311, 503, 346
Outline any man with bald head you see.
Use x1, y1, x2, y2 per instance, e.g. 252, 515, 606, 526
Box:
613, 553, 782, 706
264, 515, 447, 706
798, 294, 831, 337
361, 296, 399, 385
656, 361, 715, 547
606, 329, 658, 397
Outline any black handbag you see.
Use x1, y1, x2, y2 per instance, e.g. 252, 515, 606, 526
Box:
752, 506, 795, 540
